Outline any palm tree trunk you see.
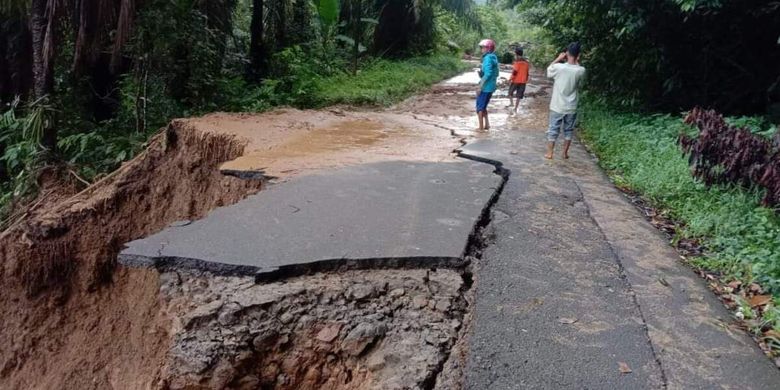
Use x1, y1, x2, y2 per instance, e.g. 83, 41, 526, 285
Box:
274, 0, 287, 50
30, 0, 52, 99
30, 0, 56, 152
1, 17, 32, 104
249, 0, 266, 81
291, 0, 311, 45
350, 0, 362, 75
0, 24, 8, 104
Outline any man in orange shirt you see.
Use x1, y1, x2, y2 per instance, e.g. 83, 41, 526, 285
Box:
508, 47, 530, 115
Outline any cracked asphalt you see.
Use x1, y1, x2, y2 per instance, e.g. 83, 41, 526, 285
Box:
120, 159, 503, 277
448, 71, 780, 389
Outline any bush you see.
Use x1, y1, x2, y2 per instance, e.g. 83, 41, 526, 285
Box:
680, 108, 780, 208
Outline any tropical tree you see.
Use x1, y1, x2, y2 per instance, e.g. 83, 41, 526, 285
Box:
374, 0, 478, 57
248, 0, 267, 80
1, 0, 139, 152
514, 0, 780, 113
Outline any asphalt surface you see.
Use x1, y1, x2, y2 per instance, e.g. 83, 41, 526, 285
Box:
462, 142, 664, 388
119, 159, 503, 278
460, 133, 780, 389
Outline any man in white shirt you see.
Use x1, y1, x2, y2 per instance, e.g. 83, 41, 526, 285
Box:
545, 42, 586, 159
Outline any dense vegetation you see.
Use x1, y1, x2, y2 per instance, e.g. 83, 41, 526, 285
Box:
0, 0, 494, 214
508, 0, 780, 116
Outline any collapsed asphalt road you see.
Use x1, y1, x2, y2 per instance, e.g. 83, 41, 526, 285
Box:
120, 159, 503, 279
115, 67, 780, 389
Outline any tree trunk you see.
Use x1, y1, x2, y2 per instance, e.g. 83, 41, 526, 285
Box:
291, 0, 311, 46
30, 0, 53, 100
2, 18, 33, 104
0, 23, 8, 182
274, 0, 287, 51
0, 23, 8, 104
30, 0, 57, 152
350, 0, 362, 75
248, 0, 267, 81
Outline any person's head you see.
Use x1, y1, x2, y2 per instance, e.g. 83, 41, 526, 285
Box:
514, 47, 524, 59
566, 42, 581, 62
479, 39, 496, 54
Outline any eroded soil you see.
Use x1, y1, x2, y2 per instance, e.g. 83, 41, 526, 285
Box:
0, 71, 486, 389
0, 126, 263, 389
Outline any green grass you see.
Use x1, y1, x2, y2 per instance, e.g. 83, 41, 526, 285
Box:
308, 55, 469, 107
578, 102, 780, 331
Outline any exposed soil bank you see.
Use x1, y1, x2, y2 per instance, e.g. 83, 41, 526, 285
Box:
0, 121, 263, 389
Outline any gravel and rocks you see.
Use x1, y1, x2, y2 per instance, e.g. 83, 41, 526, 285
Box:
157, 268, 467, 390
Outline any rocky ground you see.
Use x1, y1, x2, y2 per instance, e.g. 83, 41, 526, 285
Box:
158, 268, 467, 389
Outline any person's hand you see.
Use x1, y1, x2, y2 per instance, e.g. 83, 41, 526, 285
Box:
555, 52, 567, 62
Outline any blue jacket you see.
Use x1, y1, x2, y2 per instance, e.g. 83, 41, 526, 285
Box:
480, 53, 499, 93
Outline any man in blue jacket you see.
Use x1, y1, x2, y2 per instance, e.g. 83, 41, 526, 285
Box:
476, 39, 498, 131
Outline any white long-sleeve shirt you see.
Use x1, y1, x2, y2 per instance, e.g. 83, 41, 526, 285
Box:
547, 63, 586, 114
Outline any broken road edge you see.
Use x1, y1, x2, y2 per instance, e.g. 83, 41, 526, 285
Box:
117, 146, 512, 285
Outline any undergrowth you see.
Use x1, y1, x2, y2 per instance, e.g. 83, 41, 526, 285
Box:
308, 56, 467, 107
578, 101, 780, 335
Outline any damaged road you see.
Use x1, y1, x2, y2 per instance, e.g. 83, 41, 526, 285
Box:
119, 159, 504, 279
7, 65, 780, 389
157, 268, 468, 389
449, 74, 780, 388
108, 68, 512, 389
118, 67, 780, 389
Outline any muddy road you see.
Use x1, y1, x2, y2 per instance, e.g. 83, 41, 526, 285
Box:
1, 64, 778, 390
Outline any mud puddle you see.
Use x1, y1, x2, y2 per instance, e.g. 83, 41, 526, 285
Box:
186, 109, 460, 179
397, 70, 551, 142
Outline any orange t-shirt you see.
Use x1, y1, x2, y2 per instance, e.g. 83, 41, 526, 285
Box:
511, 59, 530, 84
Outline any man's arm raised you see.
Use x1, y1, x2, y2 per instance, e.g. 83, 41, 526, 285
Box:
547, 52, 567, 78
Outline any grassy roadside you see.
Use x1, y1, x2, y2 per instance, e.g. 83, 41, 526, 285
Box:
309, 56, 469, 107
578, 102, 780, 341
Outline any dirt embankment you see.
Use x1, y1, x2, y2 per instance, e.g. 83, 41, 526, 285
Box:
0, 121, 263, 389
0, 101, 465, 389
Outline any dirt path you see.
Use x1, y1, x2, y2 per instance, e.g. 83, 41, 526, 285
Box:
2, 64, 779, 389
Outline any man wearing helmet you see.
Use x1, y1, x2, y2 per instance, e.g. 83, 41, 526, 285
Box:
476, 39, 499, 131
